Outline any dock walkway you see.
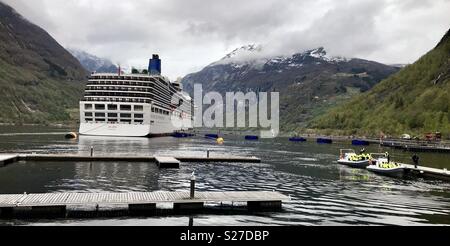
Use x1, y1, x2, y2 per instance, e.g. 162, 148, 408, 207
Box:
379, 140, 450, 153
402, 163, 450, 180
0, 153, 261, 169
0, 154, 19, 166
0, 191, 288, 218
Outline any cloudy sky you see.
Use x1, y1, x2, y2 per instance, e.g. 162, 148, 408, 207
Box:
2, 0, 450, 79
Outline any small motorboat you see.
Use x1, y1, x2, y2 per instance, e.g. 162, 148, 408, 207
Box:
352, 139, 370, 146
245, 135, 259, 140
317, 138, 333, 144
289, 137, 307, 142
337, 149, 372, 168
205, 134, 219, 139
366, 155, 405, 178
173, 132, 194, 138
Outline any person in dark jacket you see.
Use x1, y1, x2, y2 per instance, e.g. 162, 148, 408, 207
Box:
385, 152, 390, 163
412, 153, 419, 168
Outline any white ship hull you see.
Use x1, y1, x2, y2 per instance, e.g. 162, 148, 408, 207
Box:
79, 102, 192, 137
79, 122, 152, 137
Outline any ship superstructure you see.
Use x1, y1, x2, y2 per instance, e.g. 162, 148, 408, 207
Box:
79, 55, 192, 137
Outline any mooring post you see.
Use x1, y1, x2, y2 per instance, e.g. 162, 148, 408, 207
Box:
90, 146, 94, 157
190, 172, 196, 199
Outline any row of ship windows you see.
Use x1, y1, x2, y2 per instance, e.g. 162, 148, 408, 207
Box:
84, 93, 176, 107
90, 76, 160, 81
83, 98, 151, 103
85, 118, 144, 124
86, 87, 153, 92
151, 107, 170, 115
85, 104, 143, 111
83, 100, 171, 111
88, 81, 154, 86
87, 80, 176, 92
84, 92, 154, 98
84, 104, 170, 116
85, 113, 144, 118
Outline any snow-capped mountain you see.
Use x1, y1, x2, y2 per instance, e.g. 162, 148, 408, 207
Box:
211, 44, 263, 66
181, 45, 400, 130
68, 48, 118, 73
210, 45, 347, 69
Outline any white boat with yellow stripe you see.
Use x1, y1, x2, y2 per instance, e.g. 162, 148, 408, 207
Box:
366, 153, 405, 178
337, 149, 372, 168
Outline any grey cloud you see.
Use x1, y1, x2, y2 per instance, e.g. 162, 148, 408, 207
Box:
251, 0, 385, 58
141, 0, 317, 42
300, 0, 384, 57
393, 0, 436, 11
1, 0, 449, 78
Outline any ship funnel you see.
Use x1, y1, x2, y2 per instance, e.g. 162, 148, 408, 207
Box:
149, 54, 161, 75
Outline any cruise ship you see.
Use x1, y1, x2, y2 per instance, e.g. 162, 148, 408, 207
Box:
79, 55, 193, 137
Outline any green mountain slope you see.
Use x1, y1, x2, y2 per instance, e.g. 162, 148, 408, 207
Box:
310, 28, 450, 137
0, 2, 87, 124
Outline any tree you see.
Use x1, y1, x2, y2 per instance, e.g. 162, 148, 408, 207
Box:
131, 67, 139, 74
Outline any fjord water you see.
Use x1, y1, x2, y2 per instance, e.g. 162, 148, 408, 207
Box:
1, 126, 450, 225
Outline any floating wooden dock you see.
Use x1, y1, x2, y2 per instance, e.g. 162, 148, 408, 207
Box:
155, 156, 180, 168
0, 191, 288, 218
0, 153, 261, 169
402, 163, 450, 181
403, 145, 450, 153
380, 140, 450, 153
0, 154, 19, 167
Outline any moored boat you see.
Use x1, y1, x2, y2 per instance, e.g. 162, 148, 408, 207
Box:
245, 135, 259, 140
366, 163, 405, 178
366, 154, 405, 178
289, 137, 307, 142
173, 132, 194, 138
317, 138, 332, 144
337, 149, 372, 168
352, 139, 370, 146
205, 134, 219, 139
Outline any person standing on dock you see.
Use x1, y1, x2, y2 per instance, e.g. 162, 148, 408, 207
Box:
412, 153, 419, 168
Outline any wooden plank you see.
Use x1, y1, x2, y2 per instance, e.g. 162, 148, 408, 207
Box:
21, 154, 157, 162
176, 156, 261, 163
1, 191, 288, 208
155, 156, 180, 163
0, 194, 24, 207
